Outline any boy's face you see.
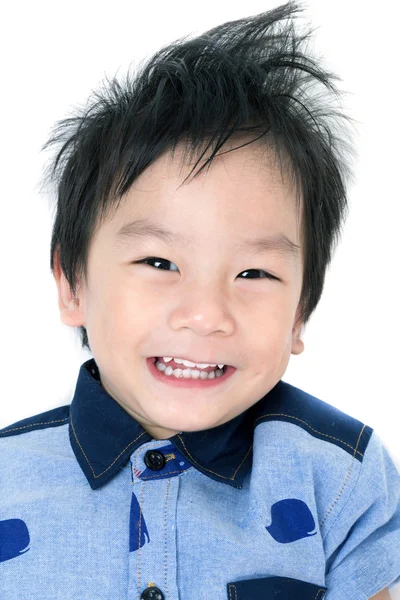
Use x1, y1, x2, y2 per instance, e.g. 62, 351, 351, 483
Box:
55, 139, 305, 440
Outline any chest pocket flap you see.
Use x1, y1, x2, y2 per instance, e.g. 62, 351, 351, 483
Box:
227, 576, 327, 599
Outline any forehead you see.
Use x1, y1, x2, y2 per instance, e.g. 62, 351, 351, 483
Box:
102, 136, 302, 245
140, 136, 295, 196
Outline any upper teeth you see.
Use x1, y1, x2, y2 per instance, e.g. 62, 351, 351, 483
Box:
162, 357, 225, 370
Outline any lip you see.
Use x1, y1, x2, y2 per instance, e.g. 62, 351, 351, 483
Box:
152, 356, 230, 368
147, 357, 236, 388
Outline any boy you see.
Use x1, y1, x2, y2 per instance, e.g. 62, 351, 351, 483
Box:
0, 2, 398, 598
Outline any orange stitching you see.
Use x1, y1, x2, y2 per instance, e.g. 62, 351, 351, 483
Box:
134, 449, 139, 480
228, 582, 324, 599
163, 478, 171, 600
319, 424, 366, 528
177, 435, 252, 481
254, 413, 365, 457
140, 468, 193, 480
232, 443, 253, 479
70, 415, 148, 478
178, 408, 366, 482
137, 482, 146, 600
131, 448, 191, 482
227, 583, 237, 600
17, 408, 365, 489
0, 418, 69, 434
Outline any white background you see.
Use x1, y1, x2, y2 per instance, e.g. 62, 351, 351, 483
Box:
0, 1, 399, 596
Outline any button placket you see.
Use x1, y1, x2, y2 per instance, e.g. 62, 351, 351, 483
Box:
131, 443, 168, 482
127, 448, 180, 600
132, 441, 193, 484
144, 450, 166, 471
140, 584, 165, 600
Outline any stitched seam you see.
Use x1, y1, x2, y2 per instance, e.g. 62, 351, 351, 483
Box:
0, 418, 69, 434
141, 468, 194, 480
70, 415, 147, 478
227, 584, 237, 600
134, 447, 139, 480
232, 443, 253, 479
137, 482, 146, 600
319, 424, 366, 528
164, 478, 171, 600
177, 435, 252, 480
227, 583, 325, 599
176, 407, 365, 482
254, 413, 364, 457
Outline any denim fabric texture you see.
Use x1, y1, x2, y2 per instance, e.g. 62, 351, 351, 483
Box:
0, 358, 399, 600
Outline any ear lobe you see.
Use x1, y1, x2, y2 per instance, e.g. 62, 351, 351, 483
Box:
291, 331, 304, 355
53, 248, 85, 327
291, 312, 305, 356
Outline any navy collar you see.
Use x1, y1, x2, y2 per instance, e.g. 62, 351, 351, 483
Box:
69, 359, 262, 491
69, 359, 370, 491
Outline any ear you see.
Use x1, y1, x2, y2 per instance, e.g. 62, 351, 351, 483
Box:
53, 248, 86, 328
291, 307, 304, 356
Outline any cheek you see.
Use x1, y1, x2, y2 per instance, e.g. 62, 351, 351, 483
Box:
246, 313, 294, 375
101, 285, 160, 347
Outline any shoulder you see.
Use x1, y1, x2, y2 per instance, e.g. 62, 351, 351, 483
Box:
0, 406, 73, 501
0, 405, 70, 440
253, 380, 373, 463
0, 406, 71, 483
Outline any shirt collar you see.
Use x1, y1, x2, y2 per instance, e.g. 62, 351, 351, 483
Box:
69, 358, 270, 491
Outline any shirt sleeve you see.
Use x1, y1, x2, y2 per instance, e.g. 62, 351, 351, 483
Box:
323, 429, 400, 600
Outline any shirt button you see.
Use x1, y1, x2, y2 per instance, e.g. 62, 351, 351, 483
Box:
144, 450, 166, 470
140, 585, 164, 599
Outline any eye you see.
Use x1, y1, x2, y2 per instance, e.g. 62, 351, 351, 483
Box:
239, 269, 280, 281
135, 258, 280, 281
135, 257, 179, 271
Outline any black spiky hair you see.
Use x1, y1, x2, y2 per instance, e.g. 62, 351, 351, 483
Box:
43, 1, 356, 351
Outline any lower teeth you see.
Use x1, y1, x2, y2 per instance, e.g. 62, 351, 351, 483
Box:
155, 360, 224, 379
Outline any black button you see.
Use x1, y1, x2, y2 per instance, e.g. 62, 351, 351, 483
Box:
144, 450, 166, 470
140, 586, 164, 600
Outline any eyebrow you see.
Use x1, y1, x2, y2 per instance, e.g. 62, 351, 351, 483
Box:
114, 218, 300, 257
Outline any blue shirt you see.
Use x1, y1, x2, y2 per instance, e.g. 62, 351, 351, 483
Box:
1, 358, 399, 599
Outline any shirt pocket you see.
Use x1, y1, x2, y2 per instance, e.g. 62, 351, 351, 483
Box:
226, 576, 327, 599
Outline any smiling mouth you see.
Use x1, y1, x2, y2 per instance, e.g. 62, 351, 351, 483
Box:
152, 356, 228, 367
147, 357, 235, 387
152, 357, 228, 376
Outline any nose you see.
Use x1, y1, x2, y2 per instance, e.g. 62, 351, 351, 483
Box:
167, 279, 235, 336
